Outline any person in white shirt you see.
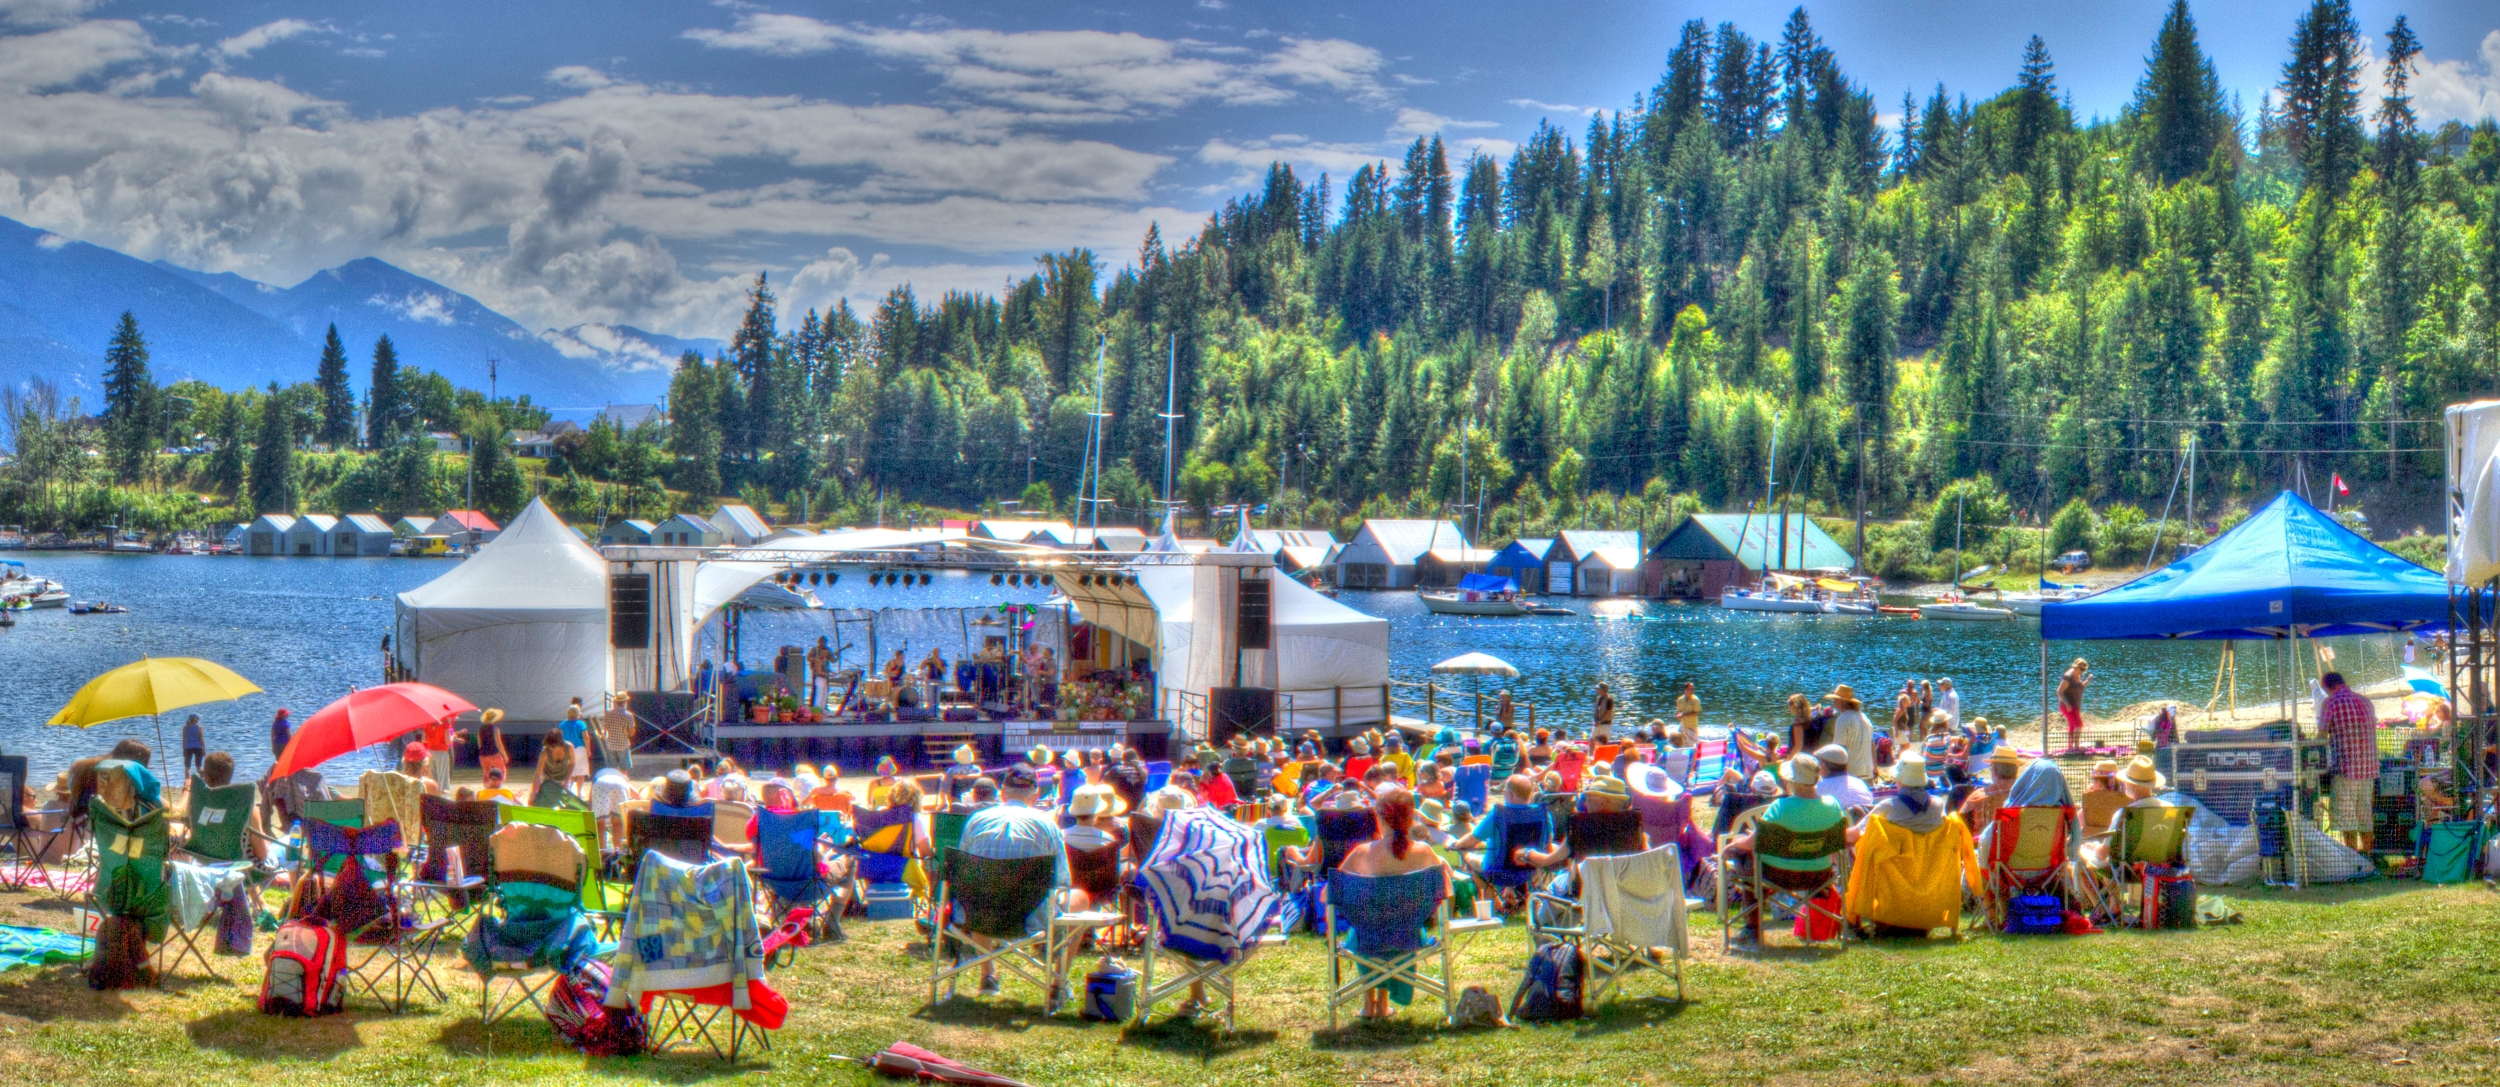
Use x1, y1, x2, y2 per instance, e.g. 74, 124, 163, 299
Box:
1935, 677, 1961, 732
1824, 685, 1875, 781
1811, 743, 1874, 811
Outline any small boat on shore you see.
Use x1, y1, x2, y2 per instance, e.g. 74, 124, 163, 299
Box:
1720, 586, 1829, 613
1921, 593, 2014, 621
1996, 582, 2092, 617
1420, 573, 1534, 616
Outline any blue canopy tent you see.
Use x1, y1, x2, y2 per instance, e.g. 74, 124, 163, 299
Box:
2038, 490, 2449, 742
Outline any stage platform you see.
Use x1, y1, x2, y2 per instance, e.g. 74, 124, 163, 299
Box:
702, 716, 1174, 771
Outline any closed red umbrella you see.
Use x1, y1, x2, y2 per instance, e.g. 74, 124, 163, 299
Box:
869, 1041, 1034, 1087
273, 682, 477, 778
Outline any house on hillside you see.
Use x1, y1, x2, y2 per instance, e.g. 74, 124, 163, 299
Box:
334, 514, 394, 556
431, 510, 500, 548
426, 432, 464, 453
598, 519, 656, 547
286, 514, 339, 557
1335, 520, 1469, 589
1486, 538, 1558, 593
1643, 514, 1853, 599
244, 513, 295, 556
655, 513, 723, 547
1553, 530, 1644, 596
510, 430, 561, 458
709, 503, 770, 546
597, 404, 662, 431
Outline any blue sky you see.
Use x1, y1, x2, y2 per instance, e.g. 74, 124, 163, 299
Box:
0, 0, 2492, 341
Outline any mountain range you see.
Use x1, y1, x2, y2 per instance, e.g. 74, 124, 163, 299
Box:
0, 215, 715, 414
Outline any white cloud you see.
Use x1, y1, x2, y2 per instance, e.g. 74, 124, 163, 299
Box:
372, 291, 457, 325
540, 323, 686, 374
34, 231, 67, 249
0, 0, 97, 28
0, 20, 155, 91
1507, 97, 1603, 117
684, 12, 1389, 116
217, 18, 322, 59
1390, 107, 1495, 139
544, 65, 612, 90
2412, 30, 2500, 125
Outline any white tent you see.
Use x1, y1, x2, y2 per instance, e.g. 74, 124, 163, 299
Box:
393, 498, 610, 722
2449, 401, 2500, 585
1110, 560, 1388, 732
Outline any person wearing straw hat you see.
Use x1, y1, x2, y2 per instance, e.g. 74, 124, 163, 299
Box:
1061, 784, 1128, 853
1824, 684, 1874, 781
1522, 771, 1644, 870
1722, 755, 1852, 946
469, 709, 510, 777
2080, 759, 2127, 836
942, 741, 982, 802
1957, 747, 2026, 831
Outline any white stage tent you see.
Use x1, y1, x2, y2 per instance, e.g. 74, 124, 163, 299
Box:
1076, 559, 1389, 732
393, 498, 611, 723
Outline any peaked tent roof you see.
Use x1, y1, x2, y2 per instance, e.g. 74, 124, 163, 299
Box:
2040, 491, 2450, 640
399, 498, 604, 618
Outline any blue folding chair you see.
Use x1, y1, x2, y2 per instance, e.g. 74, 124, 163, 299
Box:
754, 807, 843, 956
1144, 761, 1172, 794
1479, 803, 1551, 897
1453, 763, 1491, 814
1323, 867, 1478, 1027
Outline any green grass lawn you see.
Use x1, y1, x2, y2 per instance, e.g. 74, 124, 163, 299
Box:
2, 881, 2495, 1086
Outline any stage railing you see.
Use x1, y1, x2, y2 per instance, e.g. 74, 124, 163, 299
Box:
1165, 684, 1392, 742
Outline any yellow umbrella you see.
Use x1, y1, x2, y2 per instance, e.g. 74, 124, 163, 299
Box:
48, 656, 264, 757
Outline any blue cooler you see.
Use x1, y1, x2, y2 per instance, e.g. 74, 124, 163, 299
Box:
861, 881, 915, 921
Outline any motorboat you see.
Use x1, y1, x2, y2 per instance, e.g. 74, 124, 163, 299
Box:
0, 563, 68, 608
69, 600, 129, 615
1420, 572, 1533, 616
1998, 585, 2092, 617
1920, 593, 2014, 621
1719, 587, 1830, 613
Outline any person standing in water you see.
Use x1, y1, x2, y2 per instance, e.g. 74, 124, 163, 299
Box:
2058, 658, 2092, 752
1591, 681, 1616, 744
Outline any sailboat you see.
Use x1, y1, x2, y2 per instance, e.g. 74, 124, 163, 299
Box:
1919, 491, 2011, 620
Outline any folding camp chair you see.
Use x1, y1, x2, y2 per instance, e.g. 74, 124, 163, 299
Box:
1135, 809, 1287, 1030
712, 800, 756, 854
927, 849, 1111, 1014
753, 807, 845, 957
88, 798, 177, 985
1065, 841, 1138, 951
623, 853, 778, 1060
1324, 867, 1478, 1027
1985, 805, 2089, 930
1716, 808, 1850, 951
2, 756, 77, 896
1565, 809, 1647, 862
410, 796, 497, 925
628, 810, 717, 877
1528, 844, 1687, 1006
925, 810, 973, 889
2082, 804, 2192, 925
303, 817, 450, 1010
1452, 762, 1491, 814
475, 822, 589, 1026
843, 805, 917, 886
500, 804, 627, 920
1685, 740, 1729, 794
1477, 803, 1551, 910
1552, 748, 1587, 792
177, 780, 260, 868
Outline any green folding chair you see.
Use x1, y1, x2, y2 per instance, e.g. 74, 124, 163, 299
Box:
926, 810, 973, 888
499, 805, 626, 918
88, 798, 187, 985
179, 781, 260, 867
476, 823, 589, 1026
2085, 804, 2193, 924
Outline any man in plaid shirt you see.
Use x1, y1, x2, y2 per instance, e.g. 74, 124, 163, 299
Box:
2317, 672, 2378, 851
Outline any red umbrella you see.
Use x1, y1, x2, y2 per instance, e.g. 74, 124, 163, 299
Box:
272, 682, 477, 778
870, 1041, 1033, 1087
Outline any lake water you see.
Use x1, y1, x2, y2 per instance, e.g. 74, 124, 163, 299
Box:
4, 555, 2410, 780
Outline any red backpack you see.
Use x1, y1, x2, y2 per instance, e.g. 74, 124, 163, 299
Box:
259, 918, 345, 1016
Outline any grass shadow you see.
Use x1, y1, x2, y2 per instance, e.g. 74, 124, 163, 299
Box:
185, 1005, 365, 1058
916, 993, 1094, 1033
1120, 1016, 1279, 1059
0, 966, 142, 1023
1308, 1015, 1445, 1051
1574, 994, 1693, 1035
430, 1014, 574, 1059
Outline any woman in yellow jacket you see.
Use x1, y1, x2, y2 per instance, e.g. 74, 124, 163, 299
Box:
1843, 756, 1985, 937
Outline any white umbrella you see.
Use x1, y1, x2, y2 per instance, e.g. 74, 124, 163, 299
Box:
1430, 652, 1518, 732
1430, 652, 1519, 677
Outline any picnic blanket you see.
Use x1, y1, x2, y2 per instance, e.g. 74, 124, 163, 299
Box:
0, 926, 87, 972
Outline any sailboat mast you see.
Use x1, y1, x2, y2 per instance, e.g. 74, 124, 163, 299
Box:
1160, 334, 1179, 520
1086, 335, 1109, 536
1764, 414, 1780, 574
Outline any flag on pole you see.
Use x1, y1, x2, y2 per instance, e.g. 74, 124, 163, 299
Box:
2332, 473, 2349, 495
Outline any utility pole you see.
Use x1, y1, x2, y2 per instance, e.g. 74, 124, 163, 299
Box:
1082, 335, 1110, 537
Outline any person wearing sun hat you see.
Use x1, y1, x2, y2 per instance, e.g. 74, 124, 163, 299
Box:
1812, 742, 1874, 809
2080, 758, 2128, 836
1846, 754, 1984, 938
1957, 746, 2026, 831
1824, 684, 1875, 781
941, 741, 983, 802
1625, 760, 1714, 886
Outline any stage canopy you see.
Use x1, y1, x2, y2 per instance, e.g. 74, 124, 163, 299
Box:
394, 498, 610, 721
2040, 490, 2449, 641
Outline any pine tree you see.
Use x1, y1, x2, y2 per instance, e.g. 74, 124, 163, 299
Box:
366, 334, 402, 448
2372, 15, 2422, 479
463, 407, 527, 519
248, 383, 296, 514
101, 311, 155, 484
313, 324, 356, 449
205, 394, 246, 495
2280, 0, 2364, 198
2133, 0, 2227, 184
728, 273, 776, 462
2007, 36, 2063, 177
666, 351, 723, 498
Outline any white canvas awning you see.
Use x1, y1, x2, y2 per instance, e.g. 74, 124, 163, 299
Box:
393, 498, 610, 722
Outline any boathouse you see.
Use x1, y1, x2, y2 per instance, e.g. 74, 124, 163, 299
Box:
1334, 519, 1467, 589
1486, 538, 1558, 593
1235, 528, 1338, 574
708, 503, 771, 546
336, 514, 394, 557
244, 513, 295, 556
285, 514, 338, 556
598, 519, 656, 547
1553, 530, 1644, 596
1642, 513, 1853, 599
431, 510, 500, 548
655, 513, 722, 547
